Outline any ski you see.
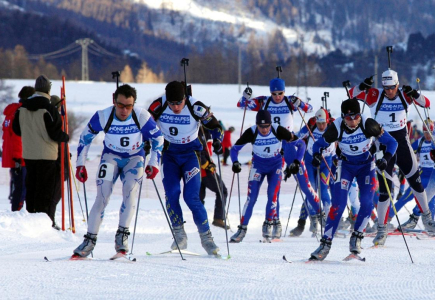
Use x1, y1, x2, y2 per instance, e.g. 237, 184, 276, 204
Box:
147, 249, 201, 256
109, 251, 136, 262
146, 249, 230, 260
259, 238, 282, 243
342, 253, 365, 262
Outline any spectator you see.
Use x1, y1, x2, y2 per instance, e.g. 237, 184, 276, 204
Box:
222, 126, 235, 166
12, 75, 69, 223
2, 86, 34, 211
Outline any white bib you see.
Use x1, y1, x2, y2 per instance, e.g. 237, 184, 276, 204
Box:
371, 96, 407, 132
157, 98, 199, 144
417, 138, 435, 169
104, 115, 143, 154
251, 125, 282, 158
307, 127, 335, 156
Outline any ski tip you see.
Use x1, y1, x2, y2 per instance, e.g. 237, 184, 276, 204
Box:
146, 252, 152, 256
44, 256, 50, 262
282, 255, 292, 263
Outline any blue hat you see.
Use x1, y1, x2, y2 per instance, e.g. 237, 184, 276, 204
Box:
269, 78, 285, 92
256, 110, 272, 125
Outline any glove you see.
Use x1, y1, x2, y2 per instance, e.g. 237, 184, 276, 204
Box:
292, 97, 301, 108
145, 165, 159, 179
402, 85, 419, 99
212, 139, 223, 155
243, 87, 252, 100
205, 161, 216, 173
232, 161, 242, 173
312, 152, 322, 168
288, 159, 300, 175
430, 150, 435, 162
376, 152, 392, 171
359, 77, 374, 91
13, 157, 22, 169
76, 166, 88, 183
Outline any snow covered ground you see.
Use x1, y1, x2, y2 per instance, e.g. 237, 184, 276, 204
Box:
1, 80, 435, 299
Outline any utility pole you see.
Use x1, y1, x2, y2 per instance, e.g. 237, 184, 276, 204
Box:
76, 38, 93, 81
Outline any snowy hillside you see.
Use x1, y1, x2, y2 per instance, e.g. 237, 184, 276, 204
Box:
1, 80, 435, 299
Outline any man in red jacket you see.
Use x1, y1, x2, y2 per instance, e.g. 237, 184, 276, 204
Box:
222, 126, 235, 166
2, 86, 34, 211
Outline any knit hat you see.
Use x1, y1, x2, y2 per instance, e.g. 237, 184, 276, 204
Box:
315, 108, 329, 123
50, 95, 62, 108
165, 81, 185, 103
341, 98, 361, 116
256, 110, 272, 125
269, 78, 285, 92
35, 75, 52, 94
381, 69, 399, 86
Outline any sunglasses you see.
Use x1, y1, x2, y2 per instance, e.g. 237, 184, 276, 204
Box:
115, 102, 134, 109
343, 113, 361, 121
272, 92, 284, 96
383, 85, 397, 90
258, 124, 271, 129
167, 100, 184, 106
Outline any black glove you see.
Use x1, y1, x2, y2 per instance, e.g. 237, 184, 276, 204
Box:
430, 150, 435, 162
288, 159, 300, 175
312, 152, 322, 168
402, 85, 419, 99
144, 141, 151, 156
359, 77, 374, 91
232, 161, 242, 173
243, 87, 252, 100
376, 152, 392, 171
212, 139, 223, 155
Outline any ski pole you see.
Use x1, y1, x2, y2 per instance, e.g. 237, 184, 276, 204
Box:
151, 179, 185, 260
293, 174, 319, 242
284, 183, 299, 237
323, 92, 329, 111
317, 168, 324, 236
276, 65, 283, 78
226, 85, 249, 223
381, 171, 414, 263
83, 182, 89, 221
237, 173, 241, 222
70, 165, 86, 222
215, 153, 231, 258
130, 177, 143, 255
410, 91, 435, 146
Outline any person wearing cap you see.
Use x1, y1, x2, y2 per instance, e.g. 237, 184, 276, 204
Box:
229, 110, 296, 243
388, 120, 435, 229
308, 98, 397, 260
12, 75, 69, 221
288, 108, 336, 237
72, 84, 163, 258
350, 69, 435, 239
2, 86, 34, 211
148, 81, 224, 255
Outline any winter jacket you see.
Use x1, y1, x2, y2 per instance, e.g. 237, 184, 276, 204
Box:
12, 92, 69, 160
2, 102, 24, 168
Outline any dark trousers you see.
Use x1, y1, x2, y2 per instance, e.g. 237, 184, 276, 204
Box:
10, 167, 27, 211
24, 159, 57, 220
223, 147, 231, 164
200, 170, 228, 220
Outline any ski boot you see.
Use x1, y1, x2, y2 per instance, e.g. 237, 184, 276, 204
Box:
230, 225, 247, 243
115, 226, 130, 253
349, 231, 364, 254
272, 219, 282, 239
262, 220, 273, 240
422, 212, 435, 232
199, 230, 220, 255
73, 233, 97, 257
310, 238, 332, 261
373, 224, 387, 246
399, 214, 419, 230
171, 225, 188, 250
289, 219, 306, 237
212, 218, 230, 230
